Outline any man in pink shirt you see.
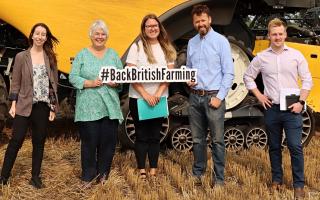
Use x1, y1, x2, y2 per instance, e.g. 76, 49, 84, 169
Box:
243, 18, 312, 199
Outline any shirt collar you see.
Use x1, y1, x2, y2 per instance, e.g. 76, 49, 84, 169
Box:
267, 44, 289, 53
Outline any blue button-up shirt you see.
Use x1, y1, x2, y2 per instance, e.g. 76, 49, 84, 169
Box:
187, 28, 234, 100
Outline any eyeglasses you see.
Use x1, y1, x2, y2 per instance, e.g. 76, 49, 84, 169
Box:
145, 24, 159, 29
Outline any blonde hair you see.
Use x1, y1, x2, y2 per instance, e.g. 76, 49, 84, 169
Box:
268, 18, 287, 33
139, 14, 176, 64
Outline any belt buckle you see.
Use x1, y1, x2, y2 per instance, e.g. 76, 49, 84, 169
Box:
199, 89, 205, 96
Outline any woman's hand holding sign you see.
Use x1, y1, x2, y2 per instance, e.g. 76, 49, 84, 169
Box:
84, 78, 103, 88
105, 82, 119, 88
84, 78, 119, 88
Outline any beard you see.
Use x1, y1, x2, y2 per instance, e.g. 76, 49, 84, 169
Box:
197, 25, 210, 36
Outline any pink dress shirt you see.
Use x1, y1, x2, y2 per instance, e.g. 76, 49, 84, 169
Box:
243, 45, 313, 104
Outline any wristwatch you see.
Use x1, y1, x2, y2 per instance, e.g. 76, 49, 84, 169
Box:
298, 100, 305, 106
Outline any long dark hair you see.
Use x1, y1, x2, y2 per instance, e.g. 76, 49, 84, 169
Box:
28, 23, 59, 68
139, 14, 176, 64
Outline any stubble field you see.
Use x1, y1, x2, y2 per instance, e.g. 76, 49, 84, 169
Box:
0, 126, 319, 200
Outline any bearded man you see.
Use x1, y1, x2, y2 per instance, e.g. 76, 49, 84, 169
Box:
186, 4, 234, 188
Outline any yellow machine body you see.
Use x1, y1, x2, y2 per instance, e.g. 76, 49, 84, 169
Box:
0, 0, 186, 73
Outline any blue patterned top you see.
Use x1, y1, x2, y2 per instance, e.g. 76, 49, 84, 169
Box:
69, 48, 124, 122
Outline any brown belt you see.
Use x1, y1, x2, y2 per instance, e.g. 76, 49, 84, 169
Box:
190, 89, 218, 96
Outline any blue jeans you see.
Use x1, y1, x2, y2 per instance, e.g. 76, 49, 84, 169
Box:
265, 105, 304, 188
78, 117, 118, 182
188, 93, 226, 184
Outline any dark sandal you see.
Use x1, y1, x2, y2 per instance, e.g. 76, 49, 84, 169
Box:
140, 172, 147, 180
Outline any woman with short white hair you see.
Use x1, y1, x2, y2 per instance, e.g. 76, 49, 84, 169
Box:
69, 19, 123, 186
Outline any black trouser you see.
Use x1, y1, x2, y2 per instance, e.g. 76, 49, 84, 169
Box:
78, 117, 118, 182
129, 98, 163, 169
1, 102, 50, 179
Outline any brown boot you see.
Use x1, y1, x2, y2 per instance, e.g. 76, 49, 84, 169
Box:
193, 176, 202, 186
294, 187, 305, 199
270, 182, 283, 194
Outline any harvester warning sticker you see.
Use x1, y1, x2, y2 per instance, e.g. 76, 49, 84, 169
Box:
99, 66, 197, 83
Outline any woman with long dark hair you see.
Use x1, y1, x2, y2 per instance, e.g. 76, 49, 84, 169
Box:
0, 23, 59, 189
126, 14, 176, 180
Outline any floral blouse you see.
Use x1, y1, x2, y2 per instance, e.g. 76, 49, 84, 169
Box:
33, 64, 50, 105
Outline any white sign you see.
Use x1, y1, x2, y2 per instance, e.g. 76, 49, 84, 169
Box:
99, 66, 197, 83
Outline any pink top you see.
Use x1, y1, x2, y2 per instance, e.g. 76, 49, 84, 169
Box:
244, 45, 313, 104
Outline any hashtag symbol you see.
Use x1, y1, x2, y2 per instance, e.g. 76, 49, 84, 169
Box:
100, 68, 109, 82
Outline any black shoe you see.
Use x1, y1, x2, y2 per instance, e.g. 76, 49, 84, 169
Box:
29, 176, 44, 189
0, 176, 8, 185
193, 176, 202, 186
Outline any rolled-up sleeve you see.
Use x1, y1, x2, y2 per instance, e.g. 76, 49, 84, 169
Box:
8, 53, 23, 101
297, 53, 313, 90
243, 56, 261, 90
186, 41, 192, 68
69, 53, 86, 89
217, 39, 234, 100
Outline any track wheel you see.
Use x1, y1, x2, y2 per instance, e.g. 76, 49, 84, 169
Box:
224, 127, 245, 152
171, 125, 193, 152
245, 127, 268, 149
124, 111, 170, 145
